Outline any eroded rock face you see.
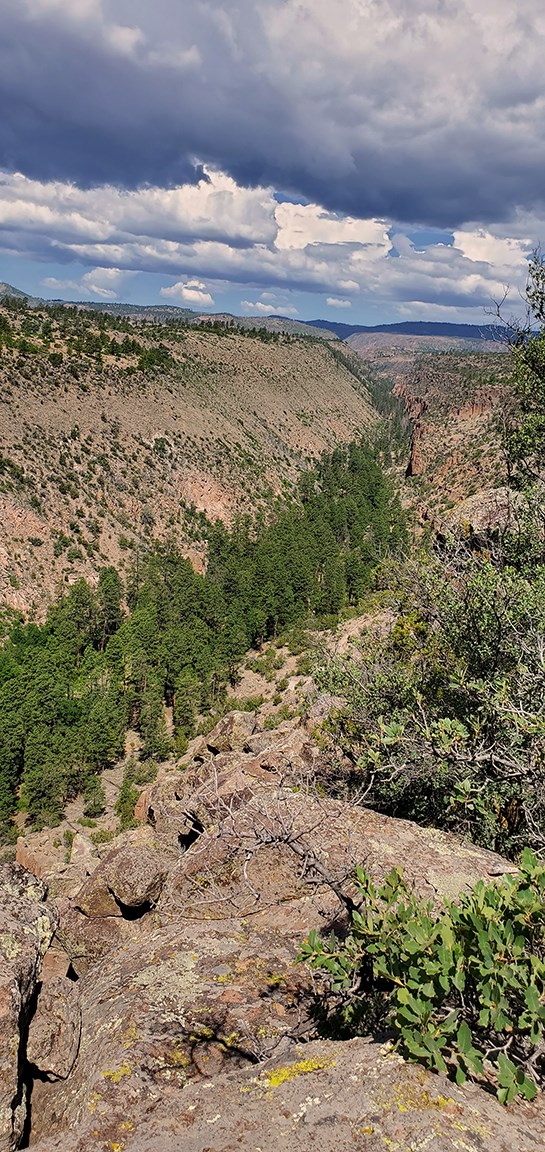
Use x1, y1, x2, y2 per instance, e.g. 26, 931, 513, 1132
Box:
29, 1036, 545, 1152
205, 709, 257, 753
27, 977, 81, 1081
157, 782, 512, 927
16, 831, 101, 903
0, 863, 57, 1151
29, 918, 309, 1149
50, 828, 179, 976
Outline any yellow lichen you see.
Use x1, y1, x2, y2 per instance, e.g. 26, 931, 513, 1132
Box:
0, 933, 22, 961
221, 1032, 242, 1049
102, 1064, 132, 1084
395, 1086, 454, 1113
264, 1057, 336, 1088
168, 1050, 190, 1067
122, 1024, 140, 1049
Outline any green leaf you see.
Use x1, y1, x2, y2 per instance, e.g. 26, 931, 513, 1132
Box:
518, 1075, 538, 1102
524, 984, 541, 1014
497, 1052, 518, 1088
456, 1020, 473, 1055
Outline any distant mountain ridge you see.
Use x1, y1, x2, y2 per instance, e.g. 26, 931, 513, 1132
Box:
0, 283, 327, 338
0, 280, 508, 342
301, 318, 509, 342
0, 281, 36, 301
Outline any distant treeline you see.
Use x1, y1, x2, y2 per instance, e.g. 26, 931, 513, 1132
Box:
0, 439, 406, 833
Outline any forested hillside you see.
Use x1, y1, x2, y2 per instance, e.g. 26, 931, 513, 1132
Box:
0, 296, 375, 615
0, 439, 405, 834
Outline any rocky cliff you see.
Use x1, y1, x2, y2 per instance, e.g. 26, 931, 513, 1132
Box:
5, 705, 544, 1151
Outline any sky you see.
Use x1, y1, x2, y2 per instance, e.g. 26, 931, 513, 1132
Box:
1, 0, 545, 324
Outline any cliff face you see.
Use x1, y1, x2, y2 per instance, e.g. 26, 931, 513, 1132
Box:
389, 353, 510, 530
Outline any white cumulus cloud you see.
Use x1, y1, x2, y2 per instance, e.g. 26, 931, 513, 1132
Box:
160, 279, 214, 306
241, 301, 298, 316
42, 266, 135, 299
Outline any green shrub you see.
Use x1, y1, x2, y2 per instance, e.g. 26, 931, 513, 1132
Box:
131, 758, 159, 786
263, 703, 295, 730
114, 763, 139, 831
90, 828, 115, 846
300, 850, 545, 1103
318, 552, 545, 857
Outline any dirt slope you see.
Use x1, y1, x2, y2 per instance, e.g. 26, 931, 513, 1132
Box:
0, 306, 374, 616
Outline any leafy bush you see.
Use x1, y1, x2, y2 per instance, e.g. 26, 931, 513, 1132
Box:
317, 550, 545, 857
300, 851, 545, 1103
90, 828, 114, 846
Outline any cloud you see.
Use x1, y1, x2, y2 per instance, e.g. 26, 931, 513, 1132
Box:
275, 204, 388, 252
0, 169, 536, 320
1, 0, 545, 230
160, 278, 214, 305
241, 301, 298, 315
0, 168, 275, 248
42, 265, 135, 299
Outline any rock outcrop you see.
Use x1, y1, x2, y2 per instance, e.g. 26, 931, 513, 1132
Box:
12, 711, 540, 1150
26, 977, 81, 1082
0, 864, 57, 1151
30, 1037, 545, 1152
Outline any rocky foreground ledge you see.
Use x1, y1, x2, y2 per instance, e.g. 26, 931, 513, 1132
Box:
4, 710, 545, 1151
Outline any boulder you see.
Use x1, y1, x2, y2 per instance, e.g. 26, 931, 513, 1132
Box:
74, 827, 175, 918
133, 758, 257, 843
28, 917, 309, 1150
27, 976, 81, 1080
16, 830, 100, 901
205, 709, 257, 753
53, 902, 135, 978
0, 863, 57, 1151
16, 829, 65, 879
158, 786, 514, 926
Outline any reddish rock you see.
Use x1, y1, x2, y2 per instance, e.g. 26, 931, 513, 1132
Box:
205, 710, 257, 753
28, 918, 310, 1150
29, 1036, 545, 1152
18, 716, 531, 1152
16, 829, 65, 879
74, 828, 175, 918
54, 903, 134, 978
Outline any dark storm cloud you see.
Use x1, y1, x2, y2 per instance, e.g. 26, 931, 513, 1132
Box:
2, 0, 545, 229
